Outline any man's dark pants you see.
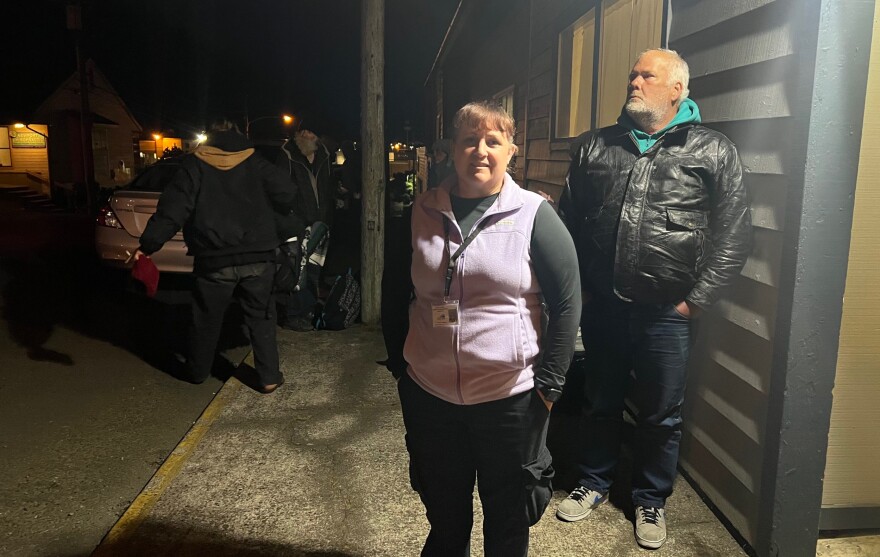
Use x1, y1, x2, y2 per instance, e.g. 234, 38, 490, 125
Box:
189, 261, 282, 385
577, 296, 692, 508
397, 373, 553, 557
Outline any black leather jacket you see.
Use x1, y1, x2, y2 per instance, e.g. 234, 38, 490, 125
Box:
559, 123, 751, 308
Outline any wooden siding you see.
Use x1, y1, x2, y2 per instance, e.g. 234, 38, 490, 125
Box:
522, 0, 596, 198
822, 1, 880, 512
671, 0, 798, 545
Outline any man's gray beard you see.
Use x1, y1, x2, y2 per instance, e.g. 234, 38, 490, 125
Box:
625, 98, 664, 130
295, 137, 318, 155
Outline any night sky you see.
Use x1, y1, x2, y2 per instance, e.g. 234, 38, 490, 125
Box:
5, 0, 459, 143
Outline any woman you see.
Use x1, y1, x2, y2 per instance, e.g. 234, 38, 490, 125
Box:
382, 101, 581, 556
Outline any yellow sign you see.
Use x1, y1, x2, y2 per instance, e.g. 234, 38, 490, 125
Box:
10, 131, 46, 148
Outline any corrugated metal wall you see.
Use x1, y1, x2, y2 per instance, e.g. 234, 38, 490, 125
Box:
669, 0, 790, 544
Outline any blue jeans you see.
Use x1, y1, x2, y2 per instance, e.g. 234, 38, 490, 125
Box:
577, 296, 692, 508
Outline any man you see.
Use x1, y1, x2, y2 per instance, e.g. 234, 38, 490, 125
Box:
276, 125, 334, 331
135, 118, 298, 393
427, 138, 454, 189
557, 49, 751, 549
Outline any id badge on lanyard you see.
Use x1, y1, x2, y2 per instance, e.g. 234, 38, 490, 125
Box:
432, 300, 459, 326
433, 216, 489, 327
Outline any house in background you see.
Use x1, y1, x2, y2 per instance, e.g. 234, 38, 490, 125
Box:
0, 123, 51, 195
33, 60, 142, 197
426, 1, 878, 555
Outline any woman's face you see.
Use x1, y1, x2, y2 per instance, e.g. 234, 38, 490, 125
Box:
452, 125, 515, 198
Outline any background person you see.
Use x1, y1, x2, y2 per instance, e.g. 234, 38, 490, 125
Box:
276, 124, 334, 331
383, 101, 581, 556
556, 48, 751, 549
426, 138, 454, 189
135, 117, 298, 393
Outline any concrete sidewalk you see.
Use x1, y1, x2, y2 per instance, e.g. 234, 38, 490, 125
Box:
94, 326, 748, 557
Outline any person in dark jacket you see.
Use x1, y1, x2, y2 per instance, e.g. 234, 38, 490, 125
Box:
135, 118, 298, 393
276, 125, 334, 330
427, 138, 454, 189
556, 49, 751, 549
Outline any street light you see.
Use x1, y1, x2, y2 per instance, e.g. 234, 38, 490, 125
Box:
246, 114, 294, 138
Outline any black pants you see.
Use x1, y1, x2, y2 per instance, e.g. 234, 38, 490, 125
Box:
397, 373, 553, 557
189, 261, 281, 385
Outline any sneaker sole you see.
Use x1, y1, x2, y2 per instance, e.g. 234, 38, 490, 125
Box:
556, 507, 594, 522
555, 498, 606, 522
635, 534, 666, 550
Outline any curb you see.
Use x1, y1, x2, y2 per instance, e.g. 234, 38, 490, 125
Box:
92, 377, 242, 554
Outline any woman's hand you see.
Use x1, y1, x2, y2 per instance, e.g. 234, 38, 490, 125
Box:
536, 389, 553, 412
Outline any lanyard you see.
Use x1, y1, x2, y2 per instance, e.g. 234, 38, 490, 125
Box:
443, 216, 491, 299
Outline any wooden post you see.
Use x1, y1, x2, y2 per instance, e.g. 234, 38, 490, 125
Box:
361, 0, 385, 326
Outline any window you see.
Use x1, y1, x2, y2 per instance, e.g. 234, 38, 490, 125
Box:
555, 0, 663, 137
556, 10, 595, 139
92, 126, 110, 177
494, 86, 515, 118
596, 0, 663, 128
0, 128, 11, 167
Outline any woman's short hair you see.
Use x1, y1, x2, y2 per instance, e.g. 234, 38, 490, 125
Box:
452, 101, 516, 143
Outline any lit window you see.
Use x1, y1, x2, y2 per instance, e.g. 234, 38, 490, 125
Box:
556, 10, 595, 139
555, 0, 663, 138
494, 86, 515, 117
596, 0, 663, 128
0, 128, 11, 167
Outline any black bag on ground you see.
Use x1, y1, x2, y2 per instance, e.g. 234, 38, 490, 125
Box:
316, 269, 361, 330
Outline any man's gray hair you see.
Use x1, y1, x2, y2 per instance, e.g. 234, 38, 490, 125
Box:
638, 48, 690, 102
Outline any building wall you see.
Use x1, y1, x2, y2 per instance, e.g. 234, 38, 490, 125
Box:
668, 0, 795, 544
822, 0, 880, 521
0, 124, 51, 193
522, 0, 595, 199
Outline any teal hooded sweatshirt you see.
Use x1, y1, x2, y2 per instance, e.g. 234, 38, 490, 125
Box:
618, 97, 701, 153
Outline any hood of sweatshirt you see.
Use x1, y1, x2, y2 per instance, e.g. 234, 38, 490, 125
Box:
194, 130, 254, 170
618, 97, 701, 153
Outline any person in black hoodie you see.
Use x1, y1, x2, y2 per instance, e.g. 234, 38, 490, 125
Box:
134, 118, 298, 393
276, 125, 334, 331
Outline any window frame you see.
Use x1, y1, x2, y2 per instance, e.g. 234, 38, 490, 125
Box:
551, 0, 669, 142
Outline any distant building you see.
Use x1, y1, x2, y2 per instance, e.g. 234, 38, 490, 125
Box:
32, 60, 143, 194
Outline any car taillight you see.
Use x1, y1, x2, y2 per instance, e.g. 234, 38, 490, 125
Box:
96, 203, 123, 229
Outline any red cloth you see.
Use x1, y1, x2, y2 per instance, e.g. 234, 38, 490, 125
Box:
131, 255, 160, 297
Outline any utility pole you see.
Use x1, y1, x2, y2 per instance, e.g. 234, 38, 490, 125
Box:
67, 3, 95, 214
361, 0, 385, 326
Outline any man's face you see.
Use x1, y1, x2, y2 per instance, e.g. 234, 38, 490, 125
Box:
624, 51, 682, 130
295, 129, 318, 155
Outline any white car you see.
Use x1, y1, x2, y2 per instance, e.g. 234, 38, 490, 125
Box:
95, 159, 193, 274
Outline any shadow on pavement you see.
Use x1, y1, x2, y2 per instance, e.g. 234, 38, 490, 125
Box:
83, 522, 359, 557
0, 200, 247, 380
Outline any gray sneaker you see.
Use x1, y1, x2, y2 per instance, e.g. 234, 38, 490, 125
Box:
634, 506, 667, 549
556, 485, 607, 522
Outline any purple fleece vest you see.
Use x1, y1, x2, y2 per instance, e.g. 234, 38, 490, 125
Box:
404, 174, 545, 405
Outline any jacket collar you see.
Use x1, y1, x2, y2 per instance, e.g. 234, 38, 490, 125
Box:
422, 172, 525, 219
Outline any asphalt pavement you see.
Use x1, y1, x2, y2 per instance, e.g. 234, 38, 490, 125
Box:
0, 195, 228, 557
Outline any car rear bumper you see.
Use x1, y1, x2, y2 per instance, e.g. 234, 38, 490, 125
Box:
95, 228, 194, 274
